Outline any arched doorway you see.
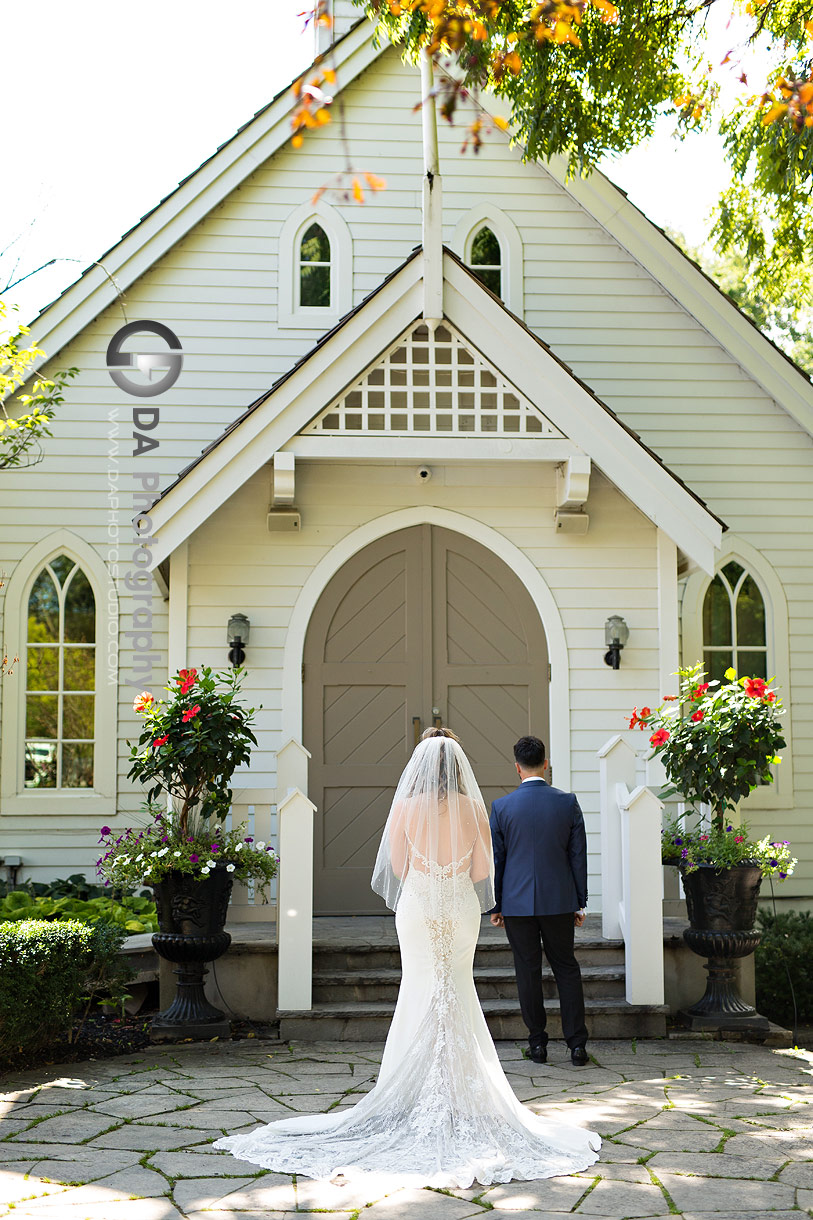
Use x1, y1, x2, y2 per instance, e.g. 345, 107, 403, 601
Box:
303, 525, 550, 914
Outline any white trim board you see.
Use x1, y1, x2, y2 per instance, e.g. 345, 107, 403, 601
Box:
149, 250, 723, 571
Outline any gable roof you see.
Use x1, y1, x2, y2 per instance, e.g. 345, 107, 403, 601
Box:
149, 246, 724, 572
27, 18, 813, 440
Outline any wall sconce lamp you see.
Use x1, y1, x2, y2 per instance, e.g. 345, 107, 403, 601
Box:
604, 615, 629, 670
227, 613, 251, 668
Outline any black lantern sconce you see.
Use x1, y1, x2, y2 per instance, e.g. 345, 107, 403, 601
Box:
604, 615, 629, 669
227, 613, 251, 668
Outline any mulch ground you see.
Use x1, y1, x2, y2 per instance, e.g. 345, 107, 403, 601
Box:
0, 1013, 279, 1074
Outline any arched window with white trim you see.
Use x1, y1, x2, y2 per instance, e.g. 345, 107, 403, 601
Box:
1, 531, 118, 812
25, 555, 96, 789
453, 205, 524, 316
681, 539, 794, 808
469, 226, 502, 297
298, 222, 331, 309
702, 560, 767, 683
278, 201, 352, 329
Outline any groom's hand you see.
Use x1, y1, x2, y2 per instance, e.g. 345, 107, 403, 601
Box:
574, 910, 586, 928
490, 913, 504, 928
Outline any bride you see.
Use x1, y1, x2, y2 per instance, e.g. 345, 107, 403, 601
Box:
214, 727, 601, 1188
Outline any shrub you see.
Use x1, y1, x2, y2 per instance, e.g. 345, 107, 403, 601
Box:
755, 908, 813, 1031
0, 920, 95, 1058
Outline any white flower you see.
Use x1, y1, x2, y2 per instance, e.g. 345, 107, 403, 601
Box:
158, 847, 169, 857
119, 855, 130, 865
255, 841, 266, 851
200, 867, 211, 877
173, 850, 182, 857
226, 863, 235, 873
151, 850, 159, 858
235, 842, 244, 852
206, 859, 216, 868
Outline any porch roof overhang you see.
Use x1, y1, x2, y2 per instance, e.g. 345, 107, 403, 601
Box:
149, 248, 725, 573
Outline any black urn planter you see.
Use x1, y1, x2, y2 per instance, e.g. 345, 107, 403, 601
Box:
151, 864, 234, 1042
679, 863, 770, 1033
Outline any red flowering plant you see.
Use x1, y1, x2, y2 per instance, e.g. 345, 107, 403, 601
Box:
629, 663, 794, 879
95, 667, 278, 892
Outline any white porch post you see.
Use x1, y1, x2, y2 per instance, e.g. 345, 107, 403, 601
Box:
597, 735, 636, 940
275, 739, 315, 1011
656, 529, 679, 697
420, 49, 443, 325
167, 540, 188, 675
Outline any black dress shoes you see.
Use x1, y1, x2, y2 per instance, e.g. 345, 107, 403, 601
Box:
570, 1045, 589, 1065
528, 1044, 547, 1064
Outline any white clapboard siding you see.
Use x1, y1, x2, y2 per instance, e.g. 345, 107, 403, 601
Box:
1, 44, 811, 899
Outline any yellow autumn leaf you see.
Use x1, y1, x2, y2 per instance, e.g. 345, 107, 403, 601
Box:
291, 133, 304, 148
762, 103, 787, 123
724, 667, 737, 680
323, 68, 337, 84
352, 177, 365, 203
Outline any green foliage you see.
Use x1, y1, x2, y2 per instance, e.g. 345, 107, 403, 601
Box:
0, 920, 95, 1058
355, 0, 813, 308
0, 888, 158, 934
755, 907, 813, 1029
77, 921, 136, 1026
661, 819, 796, 878
632, 663, 787, 822
127, 666, 259, 833
0, 298, 79, 470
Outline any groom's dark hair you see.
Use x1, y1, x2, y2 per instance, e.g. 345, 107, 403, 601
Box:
513, 736, 546, 769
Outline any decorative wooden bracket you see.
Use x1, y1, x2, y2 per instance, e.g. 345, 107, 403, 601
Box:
554, 454, 591, 534
268, 452, 300, 532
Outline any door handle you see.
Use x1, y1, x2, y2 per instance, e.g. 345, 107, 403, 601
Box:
432, 707, 442, 729
412, 716, 422, 747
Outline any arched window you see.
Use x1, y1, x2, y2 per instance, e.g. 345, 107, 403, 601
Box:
702, 560, 767, 683
25, 555, 96, 789
299, 222, 331, 309
469, 226, 502, 297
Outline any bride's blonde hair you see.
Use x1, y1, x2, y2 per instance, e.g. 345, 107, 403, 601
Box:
421, 725, 461, 743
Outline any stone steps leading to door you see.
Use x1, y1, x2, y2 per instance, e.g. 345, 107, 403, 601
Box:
313, 962, 627, 1004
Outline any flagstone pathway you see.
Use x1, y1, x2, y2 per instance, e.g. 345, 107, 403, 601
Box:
1, 1037, 811, 1219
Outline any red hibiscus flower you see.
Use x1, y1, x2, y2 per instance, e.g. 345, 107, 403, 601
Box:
628, 707, 640, 730
735, 835, 745, 844
691, 683, 709, 701
133, 691, 154, 713
649, 728, 670, 748
640, 706, 652, 719
181, 704, 201, 723
691, 710, 704, 723
765, 690, 776, 703
743, 677, 768, 699
178, 667, 198, 695
153, 734, 169, 748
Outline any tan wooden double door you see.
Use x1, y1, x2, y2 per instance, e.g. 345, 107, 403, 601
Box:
304, 526, 550, 914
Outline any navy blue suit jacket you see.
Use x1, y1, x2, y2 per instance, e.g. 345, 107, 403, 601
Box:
490, 779, 588, 916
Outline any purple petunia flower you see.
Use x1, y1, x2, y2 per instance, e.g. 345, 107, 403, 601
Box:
211, 844, 220, 853
769, 858, 778, 867
189, 853, 199, 862
244, 836, 254, 843
779, 872, 787, 879
674, 837, 683, 846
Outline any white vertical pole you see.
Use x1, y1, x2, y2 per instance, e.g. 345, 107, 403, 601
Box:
420, 49, 443, 324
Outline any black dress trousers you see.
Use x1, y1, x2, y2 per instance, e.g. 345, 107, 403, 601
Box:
503, 913, 588, 1050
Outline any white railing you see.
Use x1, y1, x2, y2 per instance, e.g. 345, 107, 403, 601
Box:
226, 788, 278, 923
597, 735, 665, 1005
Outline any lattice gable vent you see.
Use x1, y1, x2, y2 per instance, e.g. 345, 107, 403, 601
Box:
301, 321, 564, 438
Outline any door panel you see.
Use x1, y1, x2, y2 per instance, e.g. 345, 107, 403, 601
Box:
304, 525, 550, 914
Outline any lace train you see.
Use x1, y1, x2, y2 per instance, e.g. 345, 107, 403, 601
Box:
214, 870, 601, 1187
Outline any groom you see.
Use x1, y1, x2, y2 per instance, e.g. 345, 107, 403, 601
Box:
490, 736, 589, 1066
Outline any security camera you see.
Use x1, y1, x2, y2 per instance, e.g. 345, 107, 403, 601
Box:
416, 466, 433, 483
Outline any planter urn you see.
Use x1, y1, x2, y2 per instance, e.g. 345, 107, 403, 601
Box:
679, 862, 770, 1033
150, 864, 233, 1042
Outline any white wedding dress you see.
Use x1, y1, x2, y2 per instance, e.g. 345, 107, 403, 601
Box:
214, 735, 601, 1188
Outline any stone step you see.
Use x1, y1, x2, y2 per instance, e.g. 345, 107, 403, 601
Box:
312, 937, 626, 972
279, 997, 669, 1042
312, 963, 626, 1004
